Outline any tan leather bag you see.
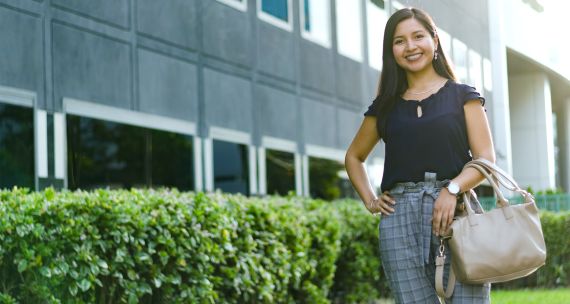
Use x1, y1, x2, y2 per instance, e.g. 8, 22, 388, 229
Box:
435, 158, 547, 299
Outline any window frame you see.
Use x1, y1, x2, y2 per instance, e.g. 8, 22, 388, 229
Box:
299, 0, 332, 48
304, 144, 345, 197
335, 0, 364, 62
257, 0, 294, 32
366, 0, 388, 70
0, 85, 38, 189
206, 126, 257, 195
259, 136, 300, 196
63, 97, 199, 190
217, 0, 248, 12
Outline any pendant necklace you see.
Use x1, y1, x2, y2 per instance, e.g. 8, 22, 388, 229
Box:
406, 79, 447, 118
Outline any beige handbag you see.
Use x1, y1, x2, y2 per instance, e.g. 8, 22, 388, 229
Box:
435, 158, 547, 299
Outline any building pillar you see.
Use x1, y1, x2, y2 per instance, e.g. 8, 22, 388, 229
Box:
557, 98, 570, 192
488, 0, 513, 176
508, 73, 555, 191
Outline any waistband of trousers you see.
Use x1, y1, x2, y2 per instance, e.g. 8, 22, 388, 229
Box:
388, 172, 449, 194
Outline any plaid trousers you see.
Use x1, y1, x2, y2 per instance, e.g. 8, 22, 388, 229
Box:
378, 172, 491, 303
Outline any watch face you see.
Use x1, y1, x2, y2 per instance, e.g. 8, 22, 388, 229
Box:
448, 182, 460, 195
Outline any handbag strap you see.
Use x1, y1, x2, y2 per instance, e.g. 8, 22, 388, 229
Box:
435, 239, 456, 299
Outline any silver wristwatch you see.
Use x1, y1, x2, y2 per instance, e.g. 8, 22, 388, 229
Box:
446, 181, 461, 196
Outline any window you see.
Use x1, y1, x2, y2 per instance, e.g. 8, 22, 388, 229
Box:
213, 139, 250, 195
67, 115, 194, 190
483, 58, 493, 91
0, 103, 34, 189
266, 149, 296, 195
437, 28, 452, 60
300, 0, 331, 47
308, 156, 357, 200
258, 0, 293, 31
367, 0, 388, 70
468, 49, 483, 91
217, 0, 247, 12
452, 38, 468, 84
336, 0, 363, 61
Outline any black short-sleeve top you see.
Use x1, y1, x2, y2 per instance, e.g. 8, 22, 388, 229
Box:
363, 80, 485, 192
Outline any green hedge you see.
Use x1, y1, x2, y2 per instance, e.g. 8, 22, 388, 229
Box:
0, 188, 387, 303
0, 188, 568, 303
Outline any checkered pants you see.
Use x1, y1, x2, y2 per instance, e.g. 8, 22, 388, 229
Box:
378, 172, 491, 303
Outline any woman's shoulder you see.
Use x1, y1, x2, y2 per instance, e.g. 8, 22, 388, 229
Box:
444, 81, 485, 106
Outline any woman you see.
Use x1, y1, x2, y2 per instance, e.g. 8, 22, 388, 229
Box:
344, 7, 495, 303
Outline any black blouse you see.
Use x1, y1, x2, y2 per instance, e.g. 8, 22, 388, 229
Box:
364, 80, 485, 192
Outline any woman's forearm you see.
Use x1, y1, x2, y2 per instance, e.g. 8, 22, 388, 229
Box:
345, 155, 377, 205
450, 155, 496, 193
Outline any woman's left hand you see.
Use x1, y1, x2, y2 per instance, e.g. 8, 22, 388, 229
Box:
432, 189, 457, 236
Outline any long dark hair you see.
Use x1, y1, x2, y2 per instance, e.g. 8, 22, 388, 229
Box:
373, 7, 456, 138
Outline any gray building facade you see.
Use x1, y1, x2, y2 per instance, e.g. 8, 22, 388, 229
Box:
0, 0, 521, 198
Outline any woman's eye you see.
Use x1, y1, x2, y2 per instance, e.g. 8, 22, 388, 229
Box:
415, 34, 424, 39
394, 40, 403, 45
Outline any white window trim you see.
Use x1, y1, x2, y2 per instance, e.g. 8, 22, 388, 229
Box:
54, 113, 66, 180
217, 0, 247, 12
259, 136, 300, 196
206, 126, 257, 195
305, 144, 345, 161
257, 0, 293, 32
300, 0, 331, 48
0, 85, 36, 107
35, 110, 48, 179
302, 154, 309, 196
193, 137, 204, 191
64, 98, 196, 135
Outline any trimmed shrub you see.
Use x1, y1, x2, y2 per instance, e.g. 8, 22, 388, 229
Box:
0, 188, 568, 303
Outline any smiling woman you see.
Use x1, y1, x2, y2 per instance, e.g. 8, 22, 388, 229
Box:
344, 7, 495, 304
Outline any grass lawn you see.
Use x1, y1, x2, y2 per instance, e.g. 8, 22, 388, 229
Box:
491, 288, 570, 304
374, 288, 570, 304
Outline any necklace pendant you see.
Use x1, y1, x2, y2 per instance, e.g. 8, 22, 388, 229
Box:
417, 105, 423, 118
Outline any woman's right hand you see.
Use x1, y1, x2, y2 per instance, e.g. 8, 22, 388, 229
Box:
366, 191, 396, 216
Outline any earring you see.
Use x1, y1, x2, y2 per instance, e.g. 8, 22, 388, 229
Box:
434, 51, 438, 60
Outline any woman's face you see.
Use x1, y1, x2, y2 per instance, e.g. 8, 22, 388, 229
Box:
392, 18, 438, 74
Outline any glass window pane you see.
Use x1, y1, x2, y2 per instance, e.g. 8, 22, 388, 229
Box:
304, 0, 310, 31
0, 103, 34, 189
468, 49, 483, 91
213, 139, 249, 195
452, 38, 468, 84
367, 0, 388, 70
67, 115, 145, 189
309, 156, 357, 200
67, 115, 194, 191
302, 0, 331, 47
149, 129, 194, 191
261, 0, 288, 21
266, 149, 295, 196
336, 0, 363, 61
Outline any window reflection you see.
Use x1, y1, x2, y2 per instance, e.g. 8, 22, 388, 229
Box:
67, 115, 194, 190
0, 103, 34, 189
213, 139, 249, 195
266, 149, 295, 196
309, 156, 357, 200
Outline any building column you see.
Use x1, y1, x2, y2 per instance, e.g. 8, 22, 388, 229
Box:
508, 73, 555, 191
557, 98, 570, 192
488, 0, 513, 176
